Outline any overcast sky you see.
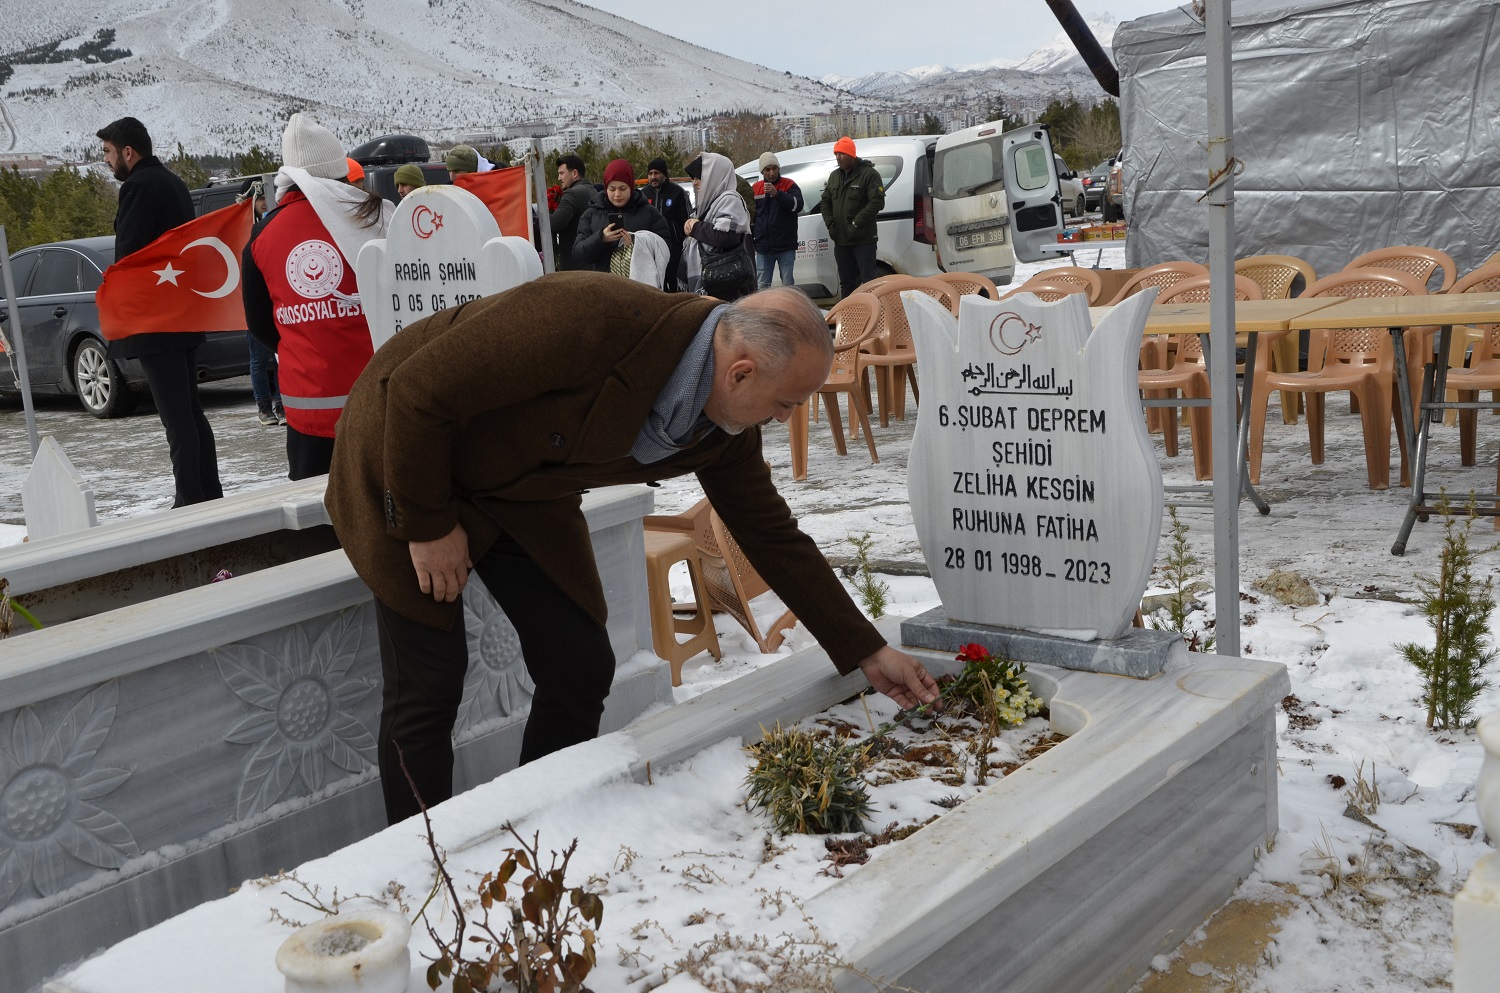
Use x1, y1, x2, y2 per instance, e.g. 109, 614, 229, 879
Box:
579, 2, 1176, 78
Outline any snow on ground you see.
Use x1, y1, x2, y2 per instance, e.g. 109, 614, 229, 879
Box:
4, 252, 1497, 989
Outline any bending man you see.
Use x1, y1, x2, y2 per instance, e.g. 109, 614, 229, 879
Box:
326, 273, 939, 824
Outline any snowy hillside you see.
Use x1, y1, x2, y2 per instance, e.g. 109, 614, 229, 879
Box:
0, 0, 859, 158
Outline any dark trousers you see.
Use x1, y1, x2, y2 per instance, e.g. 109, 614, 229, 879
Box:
373, 537, 616, 824
286, 425, 336, 480
138, 349, 222, 507
834, 242, 879, 299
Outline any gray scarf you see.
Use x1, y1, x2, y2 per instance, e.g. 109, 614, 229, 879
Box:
631, 305, 728, 464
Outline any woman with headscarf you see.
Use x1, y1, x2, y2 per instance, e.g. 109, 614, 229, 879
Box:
241, 113, 394, 480
680, 152, 756, 301
572, 158, 672, 284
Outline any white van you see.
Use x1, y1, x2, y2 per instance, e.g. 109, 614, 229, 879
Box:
738, 123, 1064, 298
931, 123, 1068, 285
736, 135, 940, 301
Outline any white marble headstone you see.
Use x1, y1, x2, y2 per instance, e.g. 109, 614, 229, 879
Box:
904, 289, 1161, 641
355, 185, 542, 350
21, 435, 96, 540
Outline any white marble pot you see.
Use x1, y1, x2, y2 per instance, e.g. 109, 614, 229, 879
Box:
275, 910, 412, 993
1478, 712, 1500, 842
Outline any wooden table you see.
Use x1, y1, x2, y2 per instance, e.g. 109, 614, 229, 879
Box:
1283, 293, 1500, 553
1092, 298, 1344, 513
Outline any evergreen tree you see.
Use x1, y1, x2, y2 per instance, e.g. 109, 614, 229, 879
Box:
165, 142, 210, 189
235, 145, 280, 175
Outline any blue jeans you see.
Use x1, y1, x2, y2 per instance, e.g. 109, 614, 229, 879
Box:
247, 331, 279, 404
757, 250, 796, 289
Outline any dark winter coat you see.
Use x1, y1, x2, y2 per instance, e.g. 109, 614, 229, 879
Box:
752, 177, 804, 255
110, 155, 203, 359
549, 180, 595, 270
324, 271, 887, 675
819, 157, 886, 247
571, 188, 673, 272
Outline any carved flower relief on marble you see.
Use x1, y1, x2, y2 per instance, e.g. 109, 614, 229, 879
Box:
0, 682, 138, 908
457, 578, 535, 734
214, 608, 378, 818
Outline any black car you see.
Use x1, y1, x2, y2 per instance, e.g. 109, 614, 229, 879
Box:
0, 237, 249, 417
1082, 161, 1111, 211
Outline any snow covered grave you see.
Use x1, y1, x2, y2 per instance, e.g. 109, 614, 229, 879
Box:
40, 619, 1286, 993
0, 481, 668, 993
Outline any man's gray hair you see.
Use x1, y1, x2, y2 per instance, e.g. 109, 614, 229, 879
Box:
719, 288, 833, 373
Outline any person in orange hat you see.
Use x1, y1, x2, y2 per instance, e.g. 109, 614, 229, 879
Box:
345, 157, 365, 187
819, 136, 886, 299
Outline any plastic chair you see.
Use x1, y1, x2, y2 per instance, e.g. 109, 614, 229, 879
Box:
1236, 255, 1318, 425
789, 293, 881, 479
1251, 269, 1428, 490
1138, 274, 1264, 480
1437, 264, 1500, 473
704, 510, 797, 654
1105, 260, 1208, 304
643, 500, 798, 656
860, 277, 954, 424
641, 529, 721, 685
930, 271, 999, 301
1027, 265, 1105, 304
1344, 245, 1457, 294
1000, 279, 1090, 302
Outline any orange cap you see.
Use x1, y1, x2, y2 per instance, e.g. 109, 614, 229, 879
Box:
833, 136, 857, 157
345, 158, 365, 182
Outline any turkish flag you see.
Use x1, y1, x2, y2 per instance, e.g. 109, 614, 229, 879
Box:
97, 200, 254, 340
453, 166, 531, 239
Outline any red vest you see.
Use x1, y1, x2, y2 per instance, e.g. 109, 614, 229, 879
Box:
251, 192, 373, 437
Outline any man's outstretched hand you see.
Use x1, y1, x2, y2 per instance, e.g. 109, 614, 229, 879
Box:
409, 523, 472, 602
858, 645, 940, 710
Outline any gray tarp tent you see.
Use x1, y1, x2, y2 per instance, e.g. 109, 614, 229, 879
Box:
1115, 0, 1500, 278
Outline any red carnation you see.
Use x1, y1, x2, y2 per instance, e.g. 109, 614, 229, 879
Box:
957, 643, 990, 663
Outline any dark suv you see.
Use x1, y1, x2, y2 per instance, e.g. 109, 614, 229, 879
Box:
0, 236, 249, 417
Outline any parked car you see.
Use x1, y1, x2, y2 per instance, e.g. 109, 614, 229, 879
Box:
1103, 150, 1125, 222
1082, 160, 1111, 211
0, 237, 248, 417
735, 135, 941, 300
1055, 155, 1087, 218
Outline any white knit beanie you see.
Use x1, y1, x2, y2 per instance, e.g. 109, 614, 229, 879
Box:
759, 151, 779, 170
281, 113, 347, 181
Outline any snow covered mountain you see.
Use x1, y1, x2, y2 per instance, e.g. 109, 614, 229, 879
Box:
820, 14, 1118, 104
0, 0, 863, 159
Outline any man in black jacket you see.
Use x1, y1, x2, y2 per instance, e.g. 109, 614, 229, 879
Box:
98, 116, 222, 507
549, 154, 594, 271
641, 157, 691, 291
752, 152, 804, 289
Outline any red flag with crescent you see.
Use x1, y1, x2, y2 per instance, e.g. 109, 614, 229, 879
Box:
96, 200, 254, 339
452, 166, 531, 239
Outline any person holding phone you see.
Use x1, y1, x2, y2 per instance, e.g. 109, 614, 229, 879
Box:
572, 159, 672, 285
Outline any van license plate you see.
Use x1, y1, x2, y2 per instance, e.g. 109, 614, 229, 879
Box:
958, 229, 1006, 249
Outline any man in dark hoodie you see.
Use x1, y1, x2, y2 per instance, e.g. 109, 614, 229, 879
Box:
549, 154, 594, 271
98, 116, 223, 507
818, 136, 886, 299
641, 157, 691, 290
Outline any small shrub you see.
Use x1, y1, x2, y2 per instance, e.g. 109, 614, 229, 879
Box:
1156, 506, 1214, 652
744, 724, 871, 835
847, 532, 890, 620
1397, 495, 1496, 729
